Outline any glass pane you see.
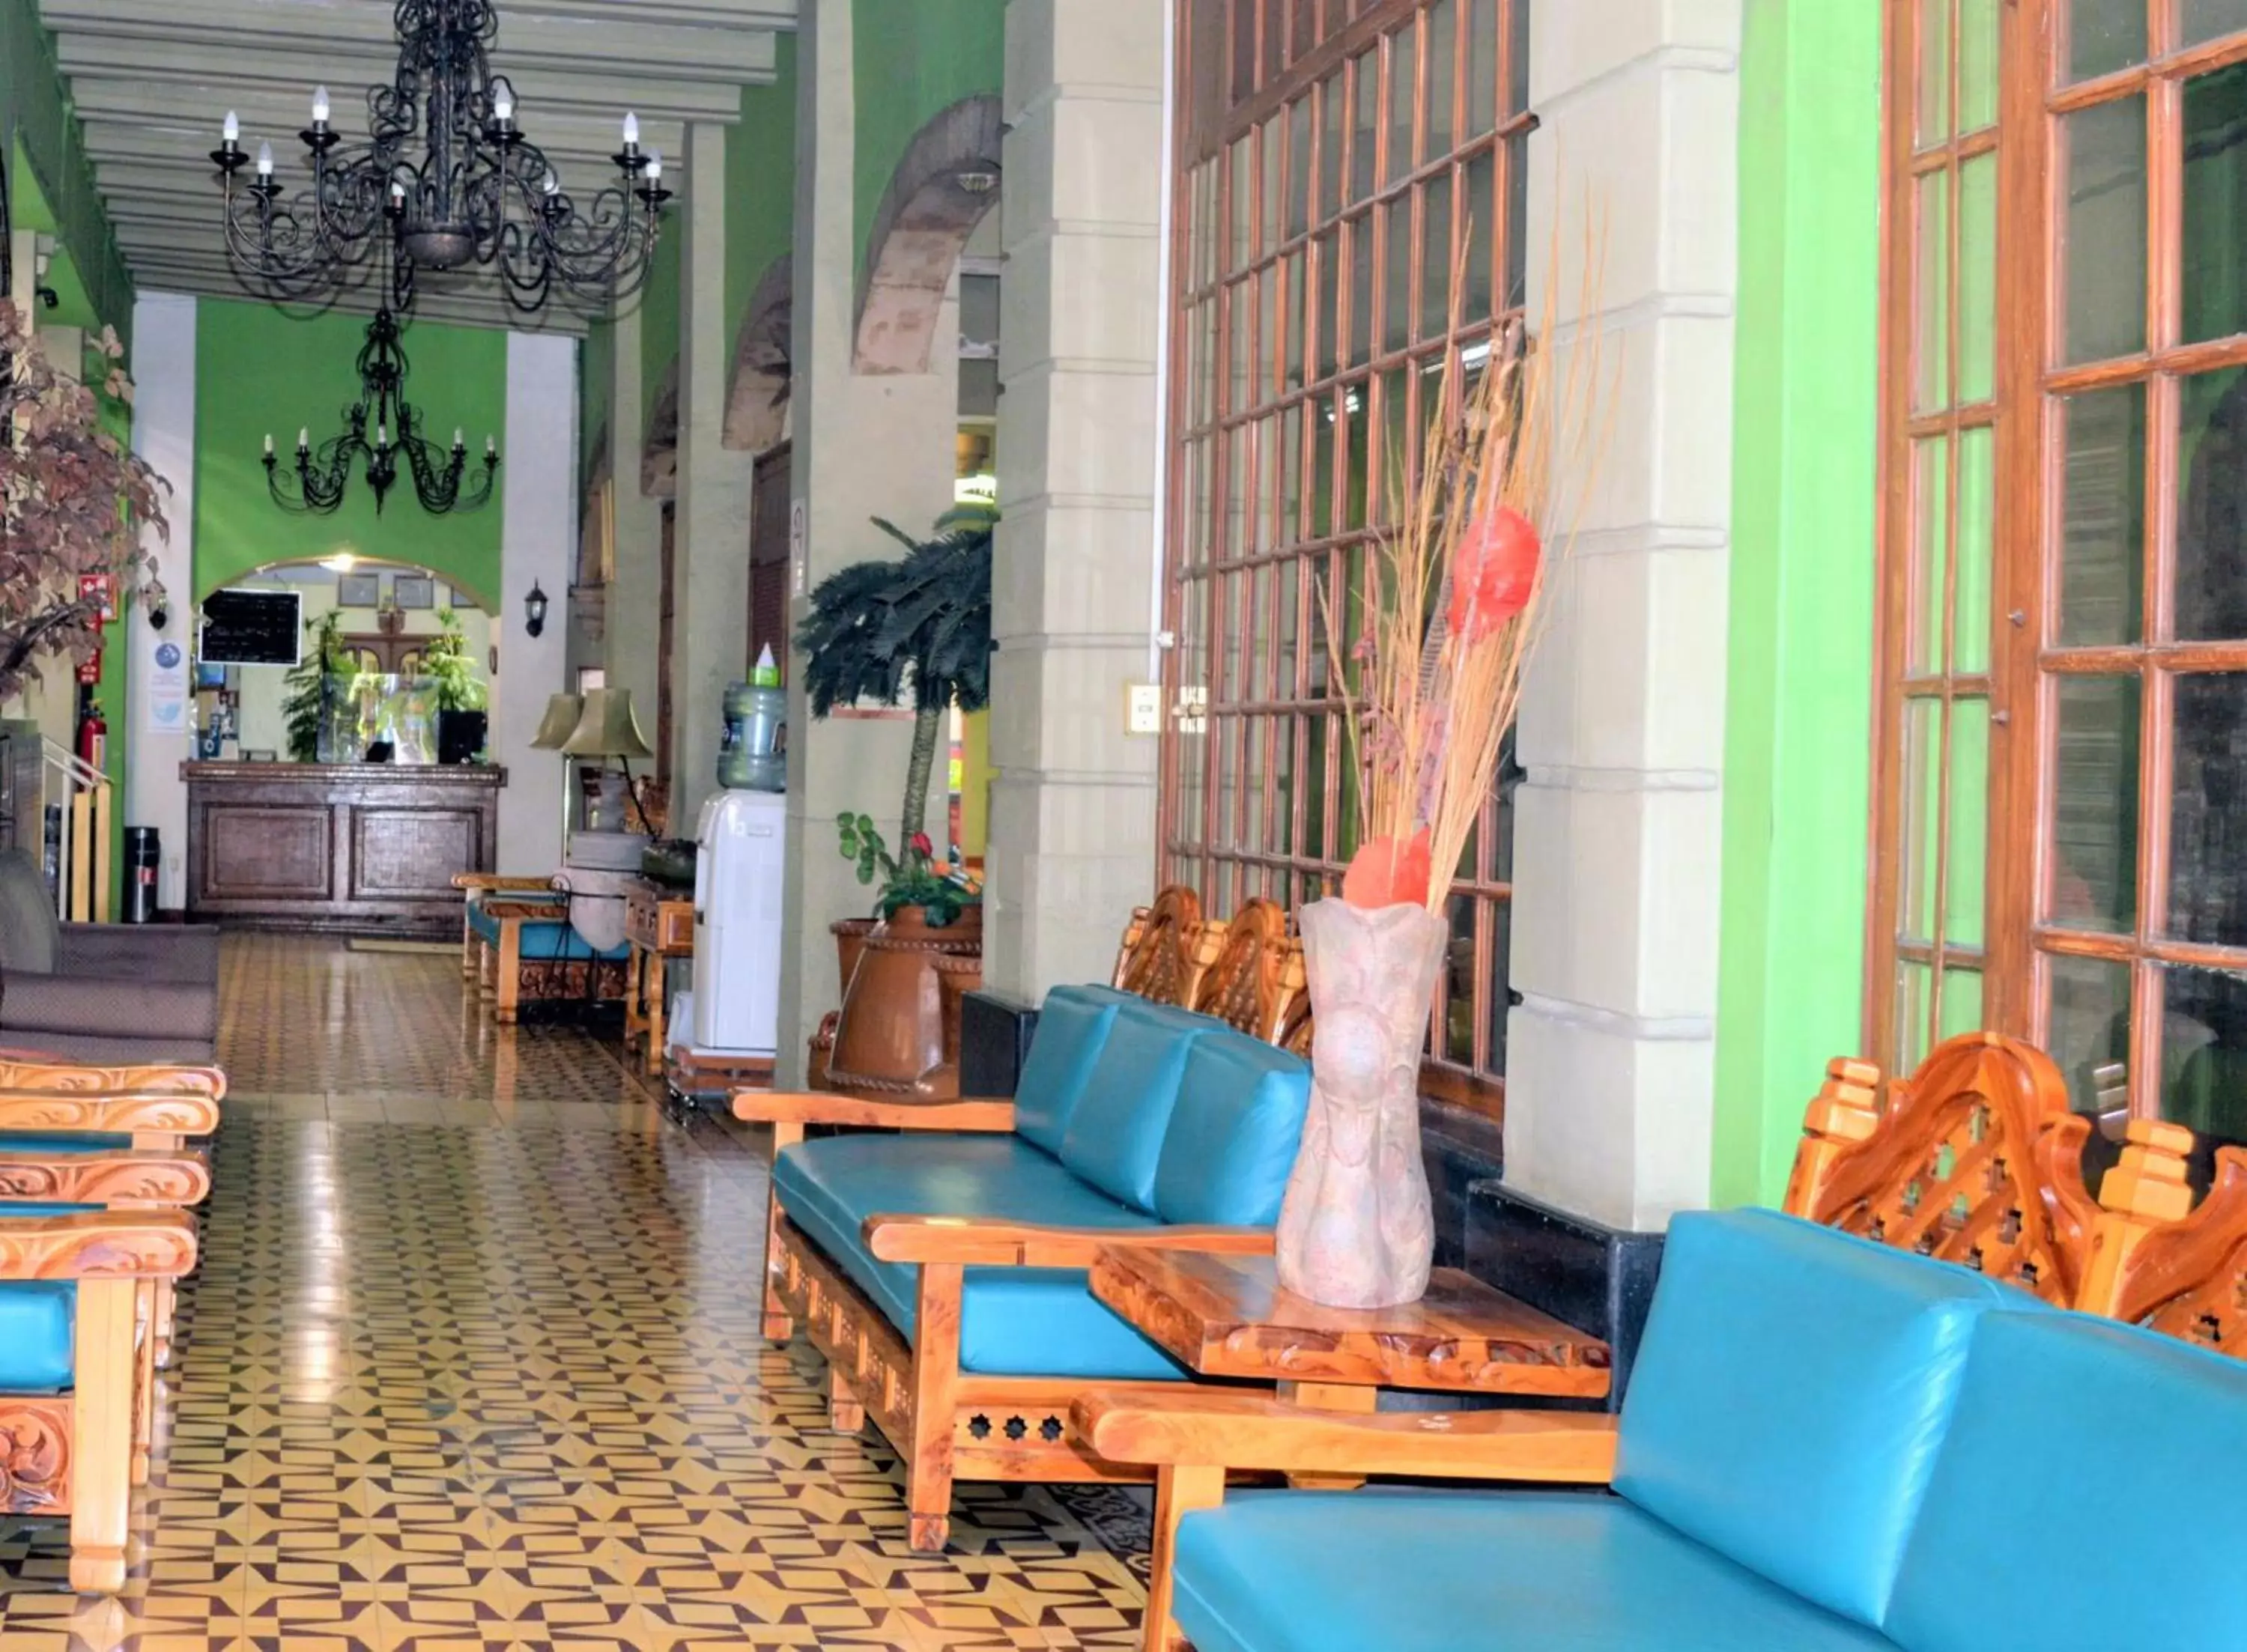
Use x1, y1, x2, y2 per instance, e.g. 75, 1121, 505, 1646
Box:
1946, 697, 1989, 948
1388, 25, 1418, 183
1315, 230, 1340, 378
2052, 674, 2141, 934
1284, 253, 1306, 389
1226, 424, 1250, 555
1384, 198, 1413, 353
1955, 426, 1994, 674
1914, 168, 1952, 414
1377, 365, 1410, 518
2182, 64, 2247, 344
1343, 379, 1370, 529
2065, 0, 2147, 82
2183, 0, 2247, 47
2046, 952, 2132, 1114
1467, 0, 1498, 137
1350, 213, 1374, 364
1485, 898, 1512, 1075
2059, 383, 2147, 646
1260, 267, 1279, 404
1902, 696, 1941, 944
1941, 968, 1986, 1039
1917, 0, 1952, 146
1504, 129, 1526, 309
1311, 390, 1336, 536
1911, 438, 1950, 676
1304, 711, 1329, 860
1422, 173, 1453, 338
2176, 365, 2247, 640
1231, 137, 1255, 269
1280, 403, 1304, 538
1287, 100, 1311, 243
1243, 716, 1268, 853
1957, 153, 1996, 404
1442, 895, 1475, 1064
2061, 94, 2147, 366
1427, 0, 1458, 160
1897, 960, 1935, 1072
1352, 49, 1380, 203
1321, 73, 1346, 220
2169, 673, 2247, 947
1959, 0, 1998, 132
1253, 413, 1278, 550
2158, 965, 2247, 1141
1462, 148, 1495, 321
1233, 0, 1259, 100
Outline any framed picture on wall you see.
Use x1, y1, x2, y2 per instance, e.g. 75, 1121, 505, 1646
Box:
393, 574, 434, 610
337, 571, 380, 608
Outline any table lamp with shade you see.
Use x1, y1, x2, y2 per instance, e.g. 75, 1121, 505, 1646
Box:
562, 687, 656, 836
530, 691, 583, 842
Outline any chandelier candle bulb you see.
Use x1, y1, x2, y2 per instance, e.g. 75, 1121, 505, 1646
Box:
312, 85, 330, 125
453, 428, 464, 450
256, 142, 273, 176
222, 110, 239, 143
622, 111, 639, 148
646, 151, 663, 183
297, 428, 309, 451
493, 86, 514, 122
263, 433, 273, 455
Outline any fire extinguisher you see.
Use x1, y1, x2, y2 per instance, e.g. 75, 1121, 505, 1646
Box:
76, 684, 107, 774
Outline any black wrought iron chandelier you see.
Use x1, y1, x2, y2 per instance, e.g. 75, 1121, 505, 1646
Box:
264, 306, 500, 516
210, 0, 670, 315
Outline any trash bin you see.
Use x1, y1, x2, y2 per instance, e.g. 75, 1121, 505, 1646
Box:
123, 827, 160, 924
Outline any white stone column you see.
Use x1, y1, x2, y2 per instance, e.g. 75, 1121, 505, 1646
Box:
670, 120, 759, 829
127, 292, 197, 911
497, 332, 577, 872
983, 0, 1165, 1000
1500, 0, 1742, 1232
774, 0, 962, 1086
604, 308, 664, 723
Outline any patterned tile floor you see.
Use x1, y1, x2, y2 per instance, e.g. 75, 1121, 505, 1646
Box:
0, 934, 1149, 1651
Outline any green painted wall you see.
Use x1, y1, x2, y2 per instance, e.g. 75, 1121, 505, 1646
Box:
192, 300, 509, 606
637, 228, 682, 454
1, 1, 133, 340
851, 0, 1004, 267
727, 36, 798, 338
1711, 0, 1884, 1207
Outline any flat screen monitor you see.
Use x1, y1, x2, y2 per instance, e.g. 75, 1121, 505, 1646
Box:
198, 588, 302, 666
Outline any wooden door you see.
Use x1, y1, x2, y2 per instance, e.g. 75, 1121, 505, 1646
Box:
658, 500, 678, 789
750, 442, 792, 675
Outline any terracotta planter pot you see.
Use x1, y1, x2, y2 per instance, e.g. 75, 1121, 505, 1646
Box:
1275, 898, 1446, 1308
825, 905, 983, 1099
807, 918, 882, 1090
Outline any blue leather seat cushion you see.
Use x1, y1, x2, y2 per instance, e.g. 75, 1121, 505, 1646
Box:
772, 1133, 1186, 1379
467, 902, 628, 960
1153, 1030, 1310, 1227
0, 1281, 76, 1391
1614, 1208, 2041, 1629
0, 1132, 130, 1153
1885, 1310, 2247, 1652
1171, 1489, 1898, 1652
1058, 998, 1207, 1213
1012, 985, 1132, 1155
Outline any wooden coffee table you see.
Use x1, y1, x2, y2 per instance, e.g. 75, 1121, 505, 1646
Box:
1091, 1247, 1613, 1411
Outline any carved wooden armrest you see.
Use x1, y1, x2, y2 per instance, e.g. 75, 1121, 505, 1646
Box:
484, 900, 567, 922
0, 1060, 226, 1099
1071, 1390, 1620, 1483
0, 1211, 200, 1279
0, 1152, 210, 1207
864, 1216, 1273, 1268
0, 1092, 221, 1136
731, 1090, 1019, 1133
452, 874, 558, 893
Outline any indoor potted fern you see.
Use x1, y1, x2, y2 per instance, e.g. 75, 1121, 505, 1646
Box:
422, 609, 488, 764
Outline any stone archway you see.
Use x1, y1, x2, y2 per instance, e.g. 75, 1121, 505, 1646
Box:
853, 95, 1003, 376
724, 253, 793, 452
640, 357, 679, 499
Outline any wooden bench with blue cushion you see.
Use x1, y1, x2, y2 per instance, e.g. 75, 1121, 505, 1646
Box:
1079, 1205, 2247, 1652
466, 897, 630, 1023
735, 983, 1312, 1551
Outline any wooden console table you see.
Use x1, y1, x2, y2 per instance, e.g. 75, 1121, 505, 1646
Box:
1090, 1248, 1613, 1408
623, 878, 695, 1075
184, 761, 503, 938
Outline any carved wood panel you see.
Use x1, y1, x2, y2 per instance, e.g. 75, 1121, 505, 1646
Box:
0, 1397, 72, 1516
351, 808, 482, 901
199, 805, 332, 899
1189, 898, 1303, 1045
1113, 887, 1209, 1004
2114, 1147, 2247, 1358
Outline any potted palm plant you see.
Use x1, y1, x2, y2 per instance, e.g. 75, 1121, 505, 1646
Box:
422, 608, 488, 764
797, 508, 993, 1095
281, 610, 353, 763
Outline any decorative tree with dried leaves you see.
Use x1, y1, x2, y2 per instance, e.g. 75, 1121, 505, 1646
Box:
0, 302, 169, 704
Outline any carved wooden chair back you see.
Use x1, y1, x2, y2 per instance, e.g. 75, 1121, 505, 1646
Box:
1112, 885, 1214, 1007
2086, 1121, 2247, 1359
1784, 1033, 2097, 1308
1278, 991, 1314, 1060
1187, 898, 1305, 1045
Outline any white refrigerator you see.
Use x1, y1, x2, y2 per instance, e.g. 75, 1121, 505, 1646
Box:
688, 789, 787, 1056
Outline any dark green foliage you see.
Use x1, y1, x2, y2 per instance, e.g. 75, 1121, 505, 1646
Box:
837, 811, 977, 927
282, 610, 353, 763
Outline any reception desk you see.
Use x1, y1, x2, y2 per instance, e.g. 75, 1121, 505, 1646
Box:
183, 762, 504, 938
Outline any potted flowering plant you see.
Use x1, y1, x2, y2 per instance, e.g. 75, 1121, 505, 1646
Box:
838, 813, 977, 927
1275, 229, 1610, 1310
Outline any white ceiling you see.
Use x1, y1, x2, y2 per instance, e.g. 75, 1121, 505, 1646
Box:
38, 0, 795, 333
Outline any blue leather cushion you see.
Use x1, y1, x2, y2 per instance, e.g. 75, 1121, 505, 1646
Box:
1171, 1489, 1898, 1652
771, 1133, 1186, 1379
0, 1133, 130, 1153
1615, 1208, 2040, 1630
0, 1282, 76, 1391
466, 904, 628, 960
1885, 1311, 2247, 1652
1058, 999, 1207, 1213
1152, 1032, 1311, 1227
1013, 985, 1132, 1155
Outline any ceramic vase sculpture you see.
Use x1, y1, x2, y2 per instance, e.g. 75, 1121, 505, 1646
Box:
1275, 897, 1447, 1308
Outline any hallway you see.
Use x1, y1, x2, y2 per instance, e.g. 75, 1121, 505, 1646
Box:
0, 935, 1146, 1651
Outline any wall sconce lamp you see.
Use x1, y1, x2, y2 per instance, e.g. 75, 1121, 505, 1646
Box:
524, 580, 549, 638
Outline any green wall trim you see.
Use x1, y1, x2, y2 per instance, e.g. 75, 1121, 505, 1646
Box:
850, 0, 1003, 270
727, 35, 798, 343
637, 229, 682, 457
1712, 0, 1884, 1207
192, 300, 508, 605
2, 0, 134, 341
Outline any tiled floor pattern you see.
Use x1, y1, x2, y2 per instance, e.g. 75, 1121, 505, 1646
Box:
0, 934, 1149, 1650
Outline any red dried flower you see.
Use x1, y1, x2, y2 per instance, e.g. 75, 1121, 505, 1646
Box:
1447, 504, 1541, 643
1340, 829, 1432, 910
